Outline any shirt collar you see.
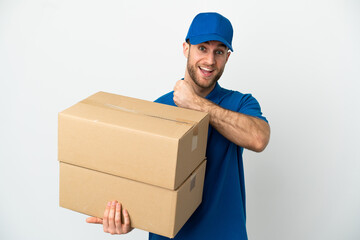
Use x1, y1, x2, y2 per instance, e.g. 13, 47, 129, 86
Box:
205, 82, 222, 101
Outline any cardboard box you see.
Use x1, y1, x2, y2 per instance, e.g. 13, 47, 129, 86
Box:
59, 160, 206, 238
58, 91, 209, 190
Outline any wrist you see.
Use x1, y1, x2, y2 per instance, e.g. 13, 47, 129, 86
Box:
192, 95, 212, 112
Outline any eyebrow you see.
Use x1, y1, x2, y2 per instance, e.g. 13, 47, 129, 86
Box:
202, 41, 228, 49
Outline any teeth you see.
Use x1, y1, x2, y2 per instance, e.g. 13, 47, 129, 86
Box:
200, 67, 213, 72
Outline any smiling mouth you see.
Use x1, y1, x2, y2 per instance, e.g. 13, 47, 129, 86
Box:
199, 67, 214, 77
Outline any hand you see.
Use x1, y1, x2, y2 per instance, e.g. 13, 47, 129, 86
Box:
86, 200, 133, 235
173, 80, 200, 110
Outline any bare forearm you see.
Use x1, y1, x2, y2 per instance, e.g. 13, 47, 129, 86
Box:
172, 80, 270, 151
193, 97, 270, 152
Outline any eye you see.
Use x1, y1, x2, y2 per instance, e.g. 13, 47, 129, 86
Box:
199, 46, 206, 51
216, 50, 224, 55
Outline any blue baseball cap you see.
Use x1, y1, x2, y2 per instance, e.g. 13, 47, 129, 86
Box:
185, 12, 233, 51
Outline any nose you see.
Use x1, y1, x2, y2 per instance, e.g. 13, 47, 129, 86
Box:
204, 52, 216, 66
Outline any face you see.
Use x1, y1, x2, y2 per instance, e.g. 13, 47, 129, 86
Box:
184, 41, 231, 91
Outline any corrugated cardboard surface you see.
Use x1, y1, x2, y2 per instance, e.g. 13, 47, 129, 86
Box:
59, 160, 206, 238
58, 91, 209, 190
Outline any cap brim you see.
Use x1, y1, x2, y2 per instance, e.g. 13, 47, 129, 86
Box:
188, 34, 233, 51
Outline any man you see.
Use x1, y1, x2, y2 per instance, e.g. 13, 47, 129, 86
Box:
87, 12, 270, 239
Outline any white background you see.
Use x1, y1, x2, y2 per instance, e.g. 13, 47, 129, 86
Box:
1, 0, 359, 239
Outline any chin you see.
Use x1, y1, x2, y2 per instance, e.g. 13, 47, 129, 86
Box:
195, 78, 217, 89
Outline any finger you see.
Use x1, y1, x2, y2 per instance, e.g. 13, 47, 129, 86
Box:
108, 201, 117, 233
103, 201, 111, 232
122, 208, 132, 233
115, 202, 122, 233
86, 217, 103, 224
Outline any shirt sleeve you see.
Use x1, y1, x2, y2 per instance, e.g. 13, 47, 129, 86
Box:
236, 93, 268, 123
154, 91, 176, 106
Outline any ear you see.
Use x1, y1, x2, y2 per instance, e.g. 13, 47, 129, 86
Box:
226, 51, 231, 63
183, 42, 190, 58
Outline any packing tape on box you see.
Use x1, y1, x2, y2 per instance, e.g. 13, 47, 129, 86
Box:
190, 173, 197, 191
80, 99, 200, 151
191, 134, 198, 152
174, 118, 198, 152
80, 99, 198, 126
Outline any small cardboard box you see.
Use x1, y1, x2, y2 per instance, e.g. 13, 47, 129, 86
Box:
59, 160, 207, 238
58, 91, 209, 190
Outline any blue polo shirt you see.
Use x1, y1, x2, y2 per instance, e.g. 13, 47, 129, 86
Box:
149, 82, 268, 240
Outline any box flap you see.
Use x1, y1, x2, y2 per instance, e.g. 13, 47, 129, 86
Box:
60, 93, 205, 140
88, 91, 207, 123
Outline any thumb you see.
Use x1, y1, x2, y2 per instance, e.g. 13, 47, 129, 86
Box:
86, 217, 103, 224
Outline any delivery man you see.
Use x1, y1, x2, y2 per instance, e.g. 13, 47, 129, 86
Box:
86, 12, 270, 240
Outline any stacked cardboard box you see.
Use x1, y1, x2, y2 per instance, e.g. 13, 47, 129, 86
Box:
58, 91, 209, 238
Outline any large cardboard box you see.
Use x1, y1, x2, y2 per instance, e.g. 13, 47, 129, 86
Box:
59, 160, 207, 238
58, 91, 209, 190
